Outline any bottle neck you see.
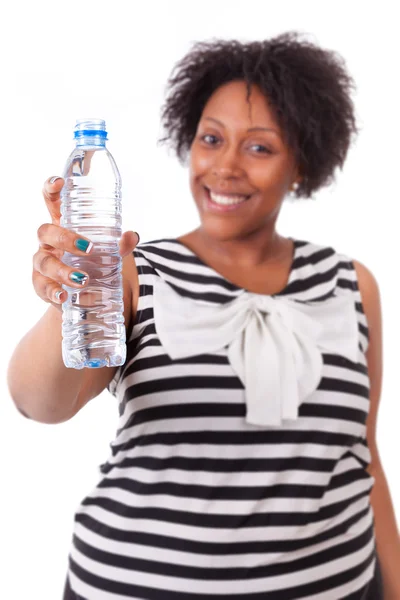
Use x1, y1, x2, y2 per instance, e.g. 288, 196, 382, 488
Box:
75, 134, 106, 148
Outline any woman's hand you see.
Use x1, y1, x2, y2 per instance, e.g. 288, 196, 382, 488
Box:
32, 176, 139, 312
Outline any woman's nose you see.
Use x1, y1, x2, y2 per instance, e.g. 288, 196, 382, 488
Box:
211, 147, 244, 178
212, 165, 243, 179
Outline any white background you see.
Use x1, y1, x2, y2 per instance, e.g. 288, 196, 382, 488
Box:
1, 1, 399, 598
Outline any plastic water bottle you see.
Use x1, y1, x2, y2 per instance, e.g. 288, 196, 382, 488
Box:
59, 118, 126, 369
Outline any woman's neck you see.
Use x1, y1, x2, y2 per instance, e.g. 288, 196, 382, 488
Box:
181, 227, 287, 269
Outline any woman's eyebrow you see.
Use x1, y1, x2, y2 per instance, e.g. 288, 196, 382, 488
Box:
204, 116, 280, 137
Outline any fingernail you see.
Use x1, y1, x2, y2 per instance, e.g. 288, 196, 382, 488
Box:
55, 290, 64, 302
74, 238, 93, 253
70, 272, 88, 284
135, 232, 140, 244
49, 176, 62, 184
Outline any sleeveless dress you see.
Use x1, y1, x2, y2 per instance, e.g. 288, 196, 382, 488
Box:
64, 237, 382, 599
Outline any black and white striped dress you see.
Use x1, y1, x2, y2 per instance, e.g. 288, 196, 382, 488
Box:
66, 237, 378, 599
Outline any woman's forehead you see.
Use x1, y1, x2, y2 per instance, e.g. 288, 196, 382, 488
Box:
200, 81, 283, 138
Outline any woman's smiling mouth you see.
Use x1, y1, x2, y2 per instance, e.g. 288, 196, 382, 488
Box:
204, 187, 253, 212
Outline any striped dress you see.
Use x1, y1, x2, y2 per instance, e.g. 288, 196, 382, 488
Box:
66, 237, 377, 599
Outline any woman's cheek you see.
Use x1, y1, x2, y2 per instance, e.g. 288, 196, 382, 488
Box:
190, 145, 214, 172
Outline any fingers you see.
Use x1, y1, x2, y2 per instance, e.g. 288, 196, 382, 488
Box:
37, 223, 93, 256
42, 176, 64, 225
32, 270, 68, 308
32, 249, 90, 309
33, 249, 90, 287
38, 176, 140, 308
34, 221, 94, 307
119, 231, 140, 257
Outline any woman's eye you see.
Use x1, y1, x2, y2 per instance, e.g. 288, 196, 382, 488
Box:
250, 144, 271, 154
199, 135, 271, 154
201, 134, 219, 145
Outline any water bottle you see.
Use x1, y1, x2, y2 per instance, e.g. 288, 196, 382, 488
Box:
59, 118, 126, 369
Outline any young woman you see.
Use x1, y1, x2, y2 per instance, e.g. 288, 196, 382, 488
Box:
9, 31, 399, 599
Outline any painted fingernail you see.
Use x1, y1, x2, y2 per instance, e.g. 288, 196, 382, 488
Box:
69, 272, 88, 284
74, 238, 93, 253
55, 290, 64, 301
135, 232, 140, 244
49, 176, 62, 184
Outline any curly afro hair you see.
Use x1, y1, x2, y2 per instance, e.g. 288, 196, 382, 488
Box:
159, 31, 359, 199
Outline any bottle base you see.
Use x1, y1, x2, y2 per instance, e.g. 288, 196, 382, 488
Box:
63, 345, 126, 369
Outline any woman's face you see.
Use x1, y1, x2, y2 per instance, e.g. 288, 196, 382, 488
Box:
189, 80, 299, 242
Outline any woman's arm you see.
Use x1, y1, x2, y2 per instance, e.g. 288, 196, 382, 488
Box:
353, 259, 400, 599
7, 251, 137, 424
7, 304, 88, 423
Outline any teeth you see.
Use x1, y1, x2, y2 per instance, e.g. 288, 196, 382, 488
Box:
209, 191, 248, 205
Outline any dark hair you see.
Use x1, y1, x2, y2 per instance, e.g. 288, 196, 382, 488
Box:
159, 31, 359, 199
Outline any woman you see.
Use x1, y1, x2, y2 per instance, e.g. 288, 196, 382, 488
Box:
8, 32, 399, 598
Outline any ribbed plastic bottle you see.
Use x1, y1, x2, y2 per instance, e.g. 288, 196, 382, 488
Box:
59, 118, 126, 369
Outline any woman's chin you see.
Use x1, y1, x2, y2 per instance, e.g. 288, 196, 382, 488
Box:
199, 220, 248, 242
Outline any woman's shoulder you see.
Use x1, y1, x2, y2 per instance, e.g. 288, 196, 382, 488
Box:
134, 237, 195, 260
134, 237, 211, 277
293, 236, 360, 270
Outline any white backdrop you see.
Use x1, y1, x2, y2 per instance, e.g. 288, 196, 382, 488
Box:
1, 1, 399, 598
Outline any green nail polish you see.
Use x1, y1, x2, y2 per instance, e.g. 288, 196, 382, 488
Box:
70, 271, 88, 284
74, 238, 93, 253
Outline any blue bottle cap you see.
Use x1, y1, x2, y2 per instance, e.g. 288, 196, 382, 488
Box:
74, 118, 108, 140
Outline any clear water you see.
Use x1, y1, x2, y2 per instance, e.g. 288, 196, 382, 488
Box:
60, 141, 126, 369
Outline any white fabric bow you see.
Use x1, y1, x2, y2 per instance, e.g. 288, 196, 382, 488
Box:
153, 278, 360, 428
